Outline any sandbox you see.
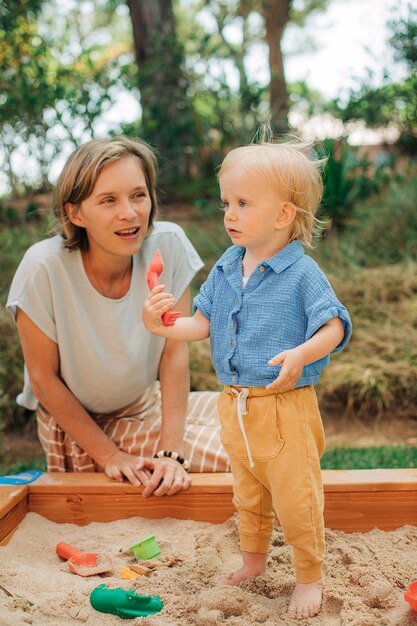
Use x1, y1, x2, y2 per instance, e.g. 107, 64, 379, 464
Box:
1, 470, 417, 625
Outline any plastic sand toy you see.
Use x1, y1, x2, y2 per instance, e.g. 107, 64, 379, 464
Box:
90, 584, 163, 619
146, 249, 180, 326
0, 470, 42, 485
405, 581, 417, 611
56, 542, 113, 576
130, 534, 161, 560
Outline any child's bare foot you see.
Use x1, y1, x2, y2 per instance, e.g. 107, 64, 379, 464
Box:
220, 551, 267, 586
288, 578, 323, 620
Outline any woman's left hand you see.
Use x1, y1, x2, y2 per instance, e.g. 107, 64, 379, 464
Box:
140, 456, 192, 497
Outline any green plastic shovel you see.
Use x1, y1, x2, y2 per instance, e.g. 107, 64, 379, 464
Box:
90, 584, 163, 619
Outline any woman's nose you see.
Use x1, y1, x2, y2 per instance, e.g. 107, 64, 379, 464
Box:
118, 199, 136, 220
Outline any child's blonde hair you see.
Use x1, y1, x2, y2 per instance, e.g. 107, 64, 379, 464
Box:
52, 136, 159, 251
217, 134, 326, 248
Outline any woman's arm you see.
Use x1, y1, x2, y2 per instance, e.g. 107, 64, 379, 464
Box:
141, 288, 193, 497
15, 308, 153, 487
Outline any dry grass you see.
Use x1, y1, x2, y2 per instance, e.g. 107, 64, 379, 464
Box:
317, 263, 417, 418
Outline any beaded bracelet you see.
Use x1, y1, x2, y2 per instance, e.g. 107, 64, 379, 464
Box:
153, 449, 190, 471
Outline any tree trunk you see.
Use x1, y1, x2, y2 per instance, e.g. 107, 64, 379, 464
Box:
261, 0, 290, 134
126, 0, 195, 181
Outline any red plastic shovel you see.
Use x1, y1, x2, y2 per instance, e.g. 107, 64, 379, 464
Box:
56, 542, 113, 577
146, 249, 180, 326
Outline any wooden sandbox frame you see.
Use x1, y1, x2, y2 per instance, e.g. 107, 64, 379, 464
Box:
1, 469, 417, 546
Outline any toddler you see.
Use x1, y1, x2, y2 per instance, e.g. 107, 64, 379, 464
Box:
142, 138, 352, 619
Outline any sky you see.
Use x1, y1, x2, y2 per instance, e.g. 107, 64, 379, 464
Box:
283, 0, 400, 100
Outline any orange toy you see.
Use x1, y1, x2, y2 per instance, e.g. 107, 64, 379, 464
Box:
146, 250, 180, 326
56, 542, 113, 577
405, 581, 417, 611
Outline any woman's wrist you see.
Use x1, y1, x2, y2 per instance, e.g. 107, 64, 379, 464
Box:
153, 449, 190, 471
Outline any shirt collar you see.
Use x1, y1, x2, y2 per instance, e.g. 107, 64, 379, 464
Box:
218, 240, 305, 275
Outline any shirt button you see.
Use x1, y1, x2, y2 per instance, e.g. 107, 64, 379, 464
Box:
237, 298, 240, 305
259, 266, 265, 273
232, 375, 237, 382
231, 339, 235, 347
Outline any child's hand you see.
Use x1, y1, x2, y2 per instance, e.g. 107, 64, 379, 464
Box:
142, 284, 176, 333
266, 347, 305, 390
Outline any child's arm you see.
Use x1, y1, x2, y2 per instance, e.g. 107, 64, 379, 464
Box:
143, 284, 210, 341
266, 317, 345, 391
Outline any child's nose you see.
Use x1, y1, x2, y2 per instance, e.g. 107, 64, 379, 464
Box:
225, 206, 238, 221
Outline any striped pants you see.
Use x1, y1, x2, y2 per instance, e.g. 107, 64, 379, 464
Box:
37, 382, 230, 473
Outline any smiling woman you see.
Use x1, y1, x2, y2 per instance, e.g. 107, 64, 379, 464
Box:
5, 136, 230, 494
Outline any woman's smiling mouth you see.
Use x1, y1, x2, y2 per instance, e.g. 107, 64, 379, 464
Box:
115, 227, 140, 239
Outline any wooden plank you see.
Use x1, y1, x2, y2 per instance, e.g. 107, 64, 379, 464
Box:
28, 491, 235, 525
324, 490, 417, 532
2, 469, 417, 532
0, 495, 28, 545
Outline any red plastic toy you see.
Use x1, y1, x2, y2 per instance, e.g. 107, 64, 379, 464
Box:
405, 581, 417, 611
146, 250, 180, 326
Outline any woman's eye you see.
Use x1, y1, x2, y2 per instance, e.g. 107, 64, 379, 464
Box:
101, 197, 115, 205
133, 192, 146, 200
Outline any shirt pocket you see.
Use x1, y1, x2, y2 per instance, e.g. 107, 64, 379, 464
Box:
217, 392, 284, 460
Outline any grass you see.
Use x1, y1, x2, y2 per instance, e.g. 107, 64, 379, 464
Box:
0, 455, 46, 475
321, 445, 417, 470
1, 446, 416, 475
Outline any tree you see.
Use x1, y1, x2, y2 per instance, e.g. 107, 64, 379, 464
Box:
178, 0, 329, 141
126, 0, 196, 181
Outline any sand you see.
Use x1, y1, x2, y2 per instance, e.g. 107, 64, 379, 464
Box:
1, 512, 417, 626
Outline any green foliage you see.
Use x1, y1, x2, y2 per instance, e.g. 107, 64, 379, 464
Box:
321, 446, 417, 470
317, 138, 392, 228
0, 0, 136, 194
0, 454, 46, 475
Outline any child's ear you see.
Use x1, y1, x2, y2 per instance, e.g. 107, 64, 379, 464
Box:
275, 202, 297, 229
65, 202, 83, 226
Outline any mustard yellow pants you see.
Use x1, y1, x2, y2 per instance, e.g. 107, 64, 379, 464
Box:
218, 385, 325, 583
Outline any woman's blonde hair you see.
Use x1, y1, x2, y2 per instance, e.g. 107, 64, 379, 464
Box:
52, 136, 159, 251
217, 131, 327, 248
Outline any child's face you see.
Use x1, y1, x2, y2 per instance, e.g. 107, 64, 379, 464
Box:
219, 166, 288, 256
70, 156, 152, 257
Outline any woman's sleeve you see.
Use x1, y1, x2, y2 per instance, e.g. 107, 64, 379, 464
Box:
303, 265, 352, 353
6, 246, 57, 343
163, 224, 204, 300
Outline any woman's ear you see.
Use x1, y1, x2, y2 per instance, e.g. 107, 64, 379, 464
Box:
65, 202, 83, 226
275, 202, 297, 230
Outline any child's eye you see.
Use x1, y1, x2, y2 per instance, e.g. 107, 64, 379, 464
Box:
219, 201, 228, 212
239, 200, 247, 208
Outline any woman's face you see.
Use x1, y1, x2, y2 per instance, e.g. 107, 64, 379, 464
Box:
69, 156, 152, 258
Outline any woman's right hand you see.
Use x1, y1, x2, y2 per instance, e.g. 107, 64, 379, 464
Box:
104, 450, 153, 487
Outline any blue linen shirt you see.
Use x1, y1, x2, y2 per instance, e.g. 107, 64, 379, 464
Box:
193, 241, 352, 388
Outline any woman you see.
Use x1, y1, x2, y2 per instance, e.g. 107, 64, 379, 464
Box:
6, 136, 229, 495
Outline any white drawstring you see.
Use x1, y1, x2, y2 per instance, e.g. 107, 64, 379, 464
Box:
231, 387, 254, 468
